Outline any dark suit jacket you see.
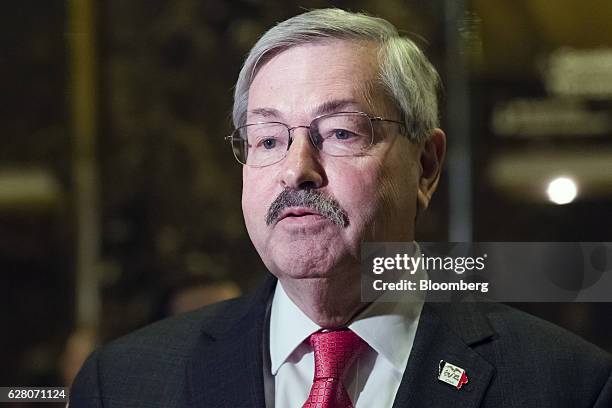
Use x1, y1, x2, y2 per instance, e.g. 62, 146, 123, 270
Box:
71, 275, 612, 407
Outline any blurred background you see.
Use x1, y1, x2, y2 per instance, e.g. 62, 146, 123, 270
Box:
2, 0, 611, 395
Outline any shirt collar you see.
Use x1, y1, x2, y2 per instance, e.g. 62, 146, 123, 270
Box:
348, 294, 422, 374
269, 282, 423, 376
269, 282, 321, 375
269, 242, 424, 375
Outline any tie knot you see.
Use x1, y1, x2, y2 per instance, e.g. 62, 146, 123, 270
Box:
308, 329, 366, 380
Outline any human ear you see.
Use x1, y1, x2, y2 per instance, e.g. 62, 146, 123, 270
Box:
417, 128, 446, 211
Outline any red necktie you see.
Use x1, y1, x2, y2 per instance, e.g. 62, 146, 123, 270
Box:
302, 329, 367, 408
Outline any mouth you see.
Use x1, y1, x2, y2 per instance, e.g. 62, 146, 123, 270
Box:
277, 207, 325, 222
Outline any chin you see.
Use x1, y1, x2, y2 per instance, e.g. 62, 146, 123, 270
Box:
265, 241, 351, 280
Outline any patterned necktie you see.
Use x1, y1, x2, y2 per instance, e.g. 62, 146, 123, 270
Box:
302, 329, 367, 408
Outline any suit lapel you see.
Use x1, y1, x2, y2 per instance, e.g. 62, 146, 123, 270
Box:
183, 277, 497, 408
186, 276, 276, 408
392, 302, 496, 408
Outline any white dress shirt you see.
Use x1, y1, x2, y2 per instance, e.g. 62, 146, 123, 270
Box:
267, 280, 423, 408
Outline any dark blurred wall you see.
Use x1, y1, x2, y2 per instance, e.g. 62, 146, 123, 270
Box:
0, 1, 72, 385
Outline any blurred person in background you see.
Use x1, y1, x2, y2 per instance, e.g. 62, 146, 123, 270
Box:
153, 276, 241, 320
70, 8, 612, 407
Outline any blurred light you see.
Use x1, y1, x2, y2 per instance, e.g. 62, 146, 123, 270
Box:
0, 168, 62, 210
492, 98, 611, 137
546, 48, 612, 100
488, 149, 612, 202
546, 177, 578, 205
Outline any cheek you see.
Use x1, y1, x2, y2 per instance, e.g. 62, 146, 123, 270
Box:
241, 169, 276, 229
338, 173, 378, 220
335, 153, 420, 240
379, 172, 418, 217
325, 160, 385, 237
376, 157, 421, 236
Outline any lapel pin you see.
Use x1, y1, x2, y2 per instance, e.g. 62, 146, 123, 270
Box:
438, 360, 469, 390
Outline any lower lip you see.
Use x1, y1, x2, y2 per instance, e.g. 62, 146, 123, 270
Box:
277, 214, 329, 228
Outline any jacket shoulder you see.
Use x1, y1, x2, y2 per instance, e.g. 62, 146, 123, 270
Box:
70, 295, 252, 407
483, 302, 611, 361
104, 295, 249, 354
472, 302, 612, 407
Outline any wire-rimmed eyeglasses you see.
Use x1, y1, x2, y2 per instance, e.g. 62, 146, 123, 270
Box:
225, 111, 404, 167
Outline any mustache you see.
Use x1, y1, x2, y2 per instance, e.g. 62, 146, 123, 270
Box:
265, 188, 349, 227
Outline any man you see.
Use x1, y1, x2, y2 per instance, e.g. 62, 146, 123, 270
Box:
71, 8, 612, 407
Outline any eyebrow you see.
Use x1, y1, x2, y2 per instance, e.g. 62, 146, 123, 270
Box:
312, 99, 362, 116
248, 107, 281, 119
247, 99, 363, 121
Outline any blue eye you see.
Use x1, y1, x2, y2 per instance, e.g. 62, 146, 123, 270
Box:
262, 138, 277, 149
333, 129, 354, 140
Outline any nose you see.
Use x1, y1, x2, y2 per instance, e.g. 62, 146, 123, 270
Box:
280, 127, 325, 190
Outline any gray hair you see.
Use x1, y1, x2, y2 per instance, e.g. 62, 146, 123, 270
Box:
232, 8, 441, 143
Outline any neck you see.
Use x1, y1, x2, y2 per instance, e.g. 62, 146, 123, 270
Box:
278, 270, 367, 328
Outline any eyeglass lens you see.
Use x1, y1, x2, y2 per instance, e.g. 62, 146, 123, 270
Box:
231, 112, 373, 167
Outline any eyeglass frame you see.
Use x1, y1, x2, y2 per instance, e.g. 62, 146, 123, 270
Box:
225, 111, 406, 167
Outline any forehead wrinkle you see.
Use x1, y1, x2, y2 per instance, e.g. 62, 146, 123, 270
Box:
248, 41, 384, 122
312, 99, 363, 116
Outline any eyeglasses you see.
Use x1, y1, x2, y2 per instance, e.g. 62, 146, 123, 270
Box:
225, 111, 404, 167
